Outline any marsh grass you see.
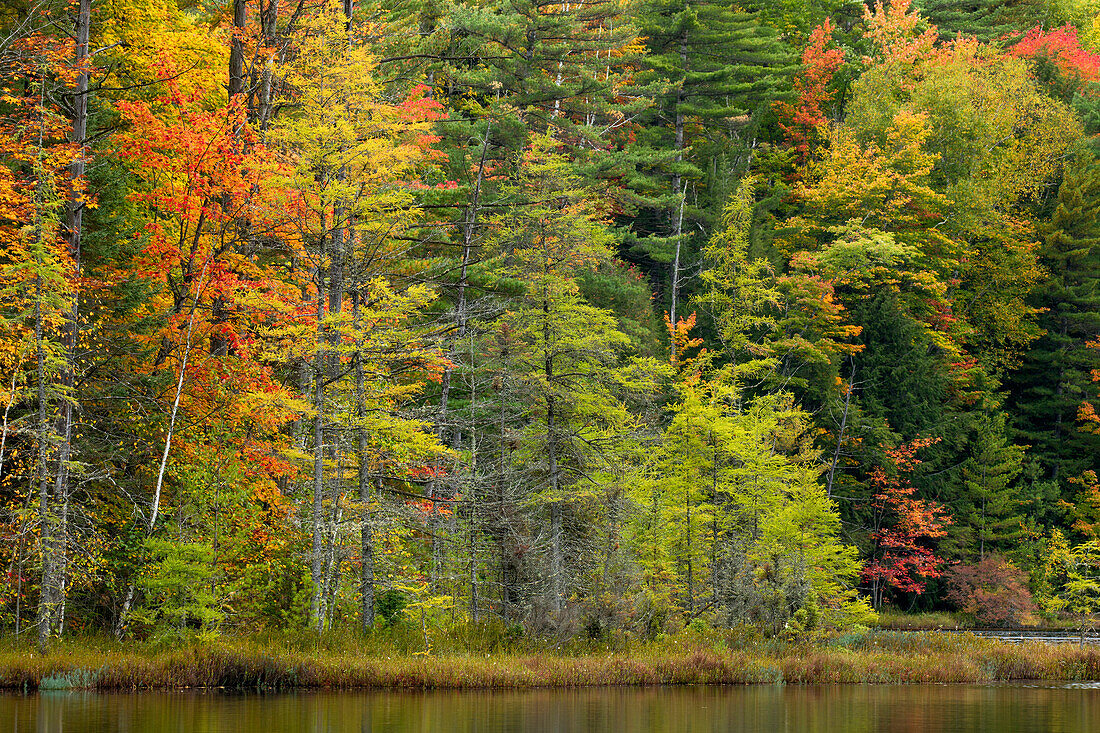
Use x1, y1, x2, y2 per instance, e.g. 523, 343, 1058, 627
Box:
874, 610, 970, 630
2, 628, 1099, 690
873, 610, 1084, 631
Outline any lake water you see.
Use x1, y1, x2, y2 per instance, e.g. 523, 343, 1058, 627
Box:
4, 684, 1100, 732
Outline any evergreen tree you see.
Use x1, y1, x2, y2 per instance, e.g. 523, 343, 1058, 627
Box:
1009, 153, 1100, 495
916, 0, 1049, 44
955, 408, 1026, 559
627, 0, 793, 337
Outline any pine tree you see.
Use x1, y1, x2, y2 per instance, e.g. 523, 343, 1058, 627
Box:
1009, 153, 1100, 494
628, 0, 793, 337
916, 0, 1049, 44
956, 408, 1026, 559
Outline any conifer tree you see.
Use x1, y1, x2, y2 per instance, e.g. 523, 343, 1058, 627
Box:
487, 135, 662, 621
629, 0, 793, 338
1010, 153, 1100, 495
956, 408, 1026, 559
916, 0, 1049, 44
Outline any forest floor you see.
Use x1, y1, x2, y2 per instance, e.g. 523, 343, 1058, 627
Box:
3, 627, 1100, 690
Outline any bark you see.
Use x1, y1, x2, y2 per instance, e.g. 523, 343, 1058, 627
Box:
826, 357, 855, 499
151, 243, 210, 531
310, 282, 326, 627
710, 435, 719, 604
668, 35, 687, 359
257, 0, 281, 131
37, 0, 90, 649
545, 297, 563, 613
34, 272, 53, 651
685, 478, 693, 616
467, 334, 479, 621
457, 121, 492, 341
670, 184, 684, 341
497, 354, 514, 620
320, 478, 343, 630
228, 0, 247, 100
353, 291, 375, 630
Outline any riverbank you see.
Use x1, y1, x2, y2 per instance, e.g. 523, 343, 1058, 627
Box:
3, 630, 1100, 690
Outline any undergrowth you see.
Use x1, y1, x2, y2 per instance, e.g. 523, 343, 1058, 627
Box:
3, 626, 1100, 690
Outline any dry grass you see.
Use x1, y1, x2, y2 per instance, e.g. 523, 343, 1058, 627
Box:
3, 629, 1100, 691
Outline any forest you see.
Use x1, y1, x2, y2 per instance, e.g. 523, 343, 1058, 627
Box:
4, 0, 1100, 650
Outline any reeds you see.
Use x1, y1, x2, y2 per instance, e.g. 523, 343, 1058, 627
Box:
2, 630, 1100, 691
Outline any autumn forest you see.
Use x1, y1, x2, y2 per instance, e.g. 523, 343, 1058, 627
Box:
4, 0, 1100, 649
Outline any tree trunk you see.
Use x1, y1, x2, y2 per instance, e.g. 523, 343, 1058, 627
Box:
497, 355, 513, 621
228, 0, 247, 100
310, 276, 327, 627
826, 357, 855, 499
257, 0, 281, 130
465, 332, 480, 622
34, 273, 55, 652
353, 291, 375, 631
685, 479, 693, 617
545, 297, 563, 613
37, 0, 91, 649
668, 36, 687, 358
710, 435, 719, 606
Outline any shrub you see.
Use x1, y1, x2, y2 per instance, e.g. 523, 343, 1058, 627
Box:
375, 589, 408, 626
945, 554, 1039, 625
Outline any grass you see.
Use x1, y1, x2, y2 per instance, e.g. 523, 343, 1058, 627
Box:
873, 610, 973, 630
3, 627, 1100, 690
873, 610, 1086, 631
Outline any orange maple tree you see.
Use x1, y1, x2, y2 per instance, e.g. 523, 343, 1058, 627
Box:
1010, 25, 1100, 85
776, 19, 845, 166
862, 437, 953, 608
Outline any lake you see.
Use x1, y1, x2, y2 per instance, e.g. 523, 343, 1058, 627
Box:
4, 684, 1100, 732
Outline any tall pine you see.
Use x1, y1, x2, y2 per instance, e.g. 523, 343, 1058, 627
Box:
628, 0, 793, 340
1009, 153, 1100, 508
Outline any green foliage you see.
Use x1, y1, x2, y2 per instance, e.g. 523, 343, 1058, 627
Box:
916, 0, 1051, 44
636, 357, 870, 634
1009, 152, 1100, 504
695, 178, 781, 379
375, 589, 409, 626
9, 0, 1100, 647
1041, 532, 1100, 635
625, 0, 795, 317
132, 539, 222, 640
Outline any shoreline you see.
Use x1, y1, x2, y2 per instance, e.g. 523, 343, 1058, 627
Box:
3, 632, 1100, 691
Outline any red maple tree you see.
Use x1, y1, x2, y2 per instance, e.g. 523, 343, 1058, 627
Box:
776, 18, 845, 167
1010, 24, 1100, 85
862, 437, 953, 608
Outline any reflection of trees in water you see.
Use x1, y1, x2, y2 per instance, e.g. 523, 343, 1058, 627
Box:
5, 686, 1100, 733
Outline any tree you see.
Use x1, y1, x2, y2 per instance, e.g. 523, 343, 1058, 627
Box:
694, 178, 781, 380
266, 3, 445, 628
1010, 153, 1100, 498
487, 136, 661, 621
0, 18, 84, 647
630, 0, 793, 341
862, 437, 952, 608
775, 18, 845, 167
917, 0, 1049, 44
642, 364, 868, 632
1042, 533, 1100, 643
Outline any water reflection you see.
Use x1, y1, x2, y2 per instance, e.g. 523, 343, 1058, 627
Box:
3, 684, 1100, 732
